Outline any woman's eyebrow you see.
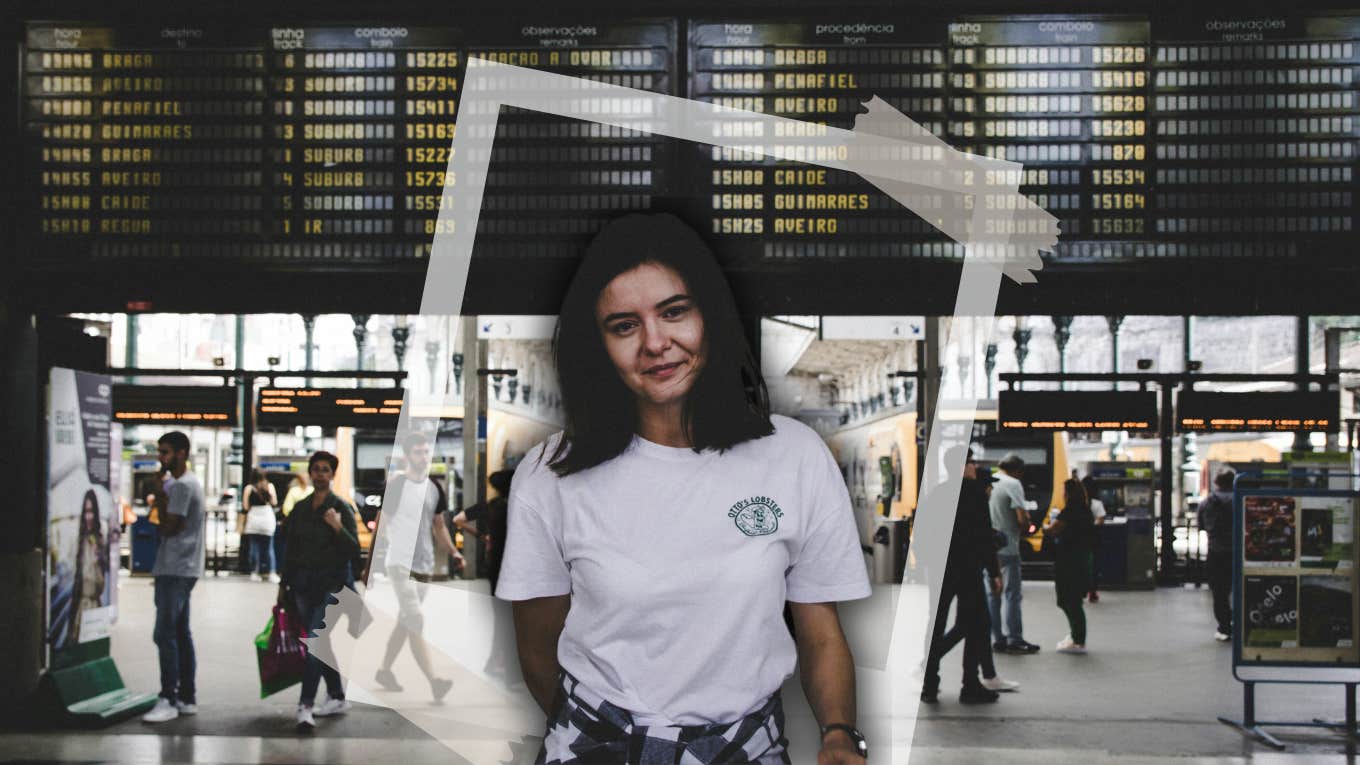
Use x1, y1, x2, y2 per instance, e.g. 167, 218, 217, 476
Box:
654, 293, 691, 310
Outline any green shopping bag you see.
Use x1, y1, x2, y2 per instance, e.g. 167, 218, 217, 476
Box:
255, 605, 307, 698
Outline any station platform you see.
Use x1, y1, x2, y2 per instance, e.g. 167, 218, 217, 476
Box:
3, 575, 1354, 764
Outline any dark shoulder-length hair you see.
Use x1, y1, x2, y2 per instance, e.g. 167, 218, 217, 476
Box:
545, 212, 773, 476
1063, 478, 1090, 512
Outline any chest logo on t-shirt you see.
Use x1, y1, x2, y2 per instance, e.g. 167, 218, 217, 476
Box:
728, 495, 783, 537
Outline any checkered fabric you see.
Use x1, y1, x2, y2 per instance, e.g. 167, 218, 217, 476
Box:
538, 673, 790, 765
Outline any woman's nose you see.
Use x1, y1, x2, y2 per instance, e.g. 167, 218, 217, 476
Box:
641, 320, 671, 354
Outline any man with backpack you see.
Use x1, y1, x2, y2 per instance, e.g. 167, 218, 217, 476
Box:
365, 430, 459, 699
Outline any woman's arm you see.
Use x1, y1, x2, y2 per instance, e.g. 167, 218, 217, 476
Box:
512, 595, 570, 714
790, 601, 866, 765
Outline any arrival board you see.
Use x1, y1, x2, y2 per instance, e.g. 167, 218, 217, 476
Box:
20, 14, 1360, 270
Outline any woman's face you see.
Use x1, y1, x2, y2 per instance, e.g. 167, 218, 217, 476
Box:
595, 262, 706, 411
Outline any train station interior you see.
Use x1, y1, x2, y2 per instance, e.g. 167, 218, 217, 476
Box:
5, 0, 1360, 763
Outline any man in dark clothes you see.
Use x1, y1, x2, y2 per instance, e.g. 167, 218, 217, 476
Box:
1199, 468, 1237, 642
923, 448, 1005, 704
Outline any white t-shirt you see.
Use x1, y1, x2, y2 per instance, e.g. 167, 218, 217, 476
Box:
496, 414, 871, 726
374, 475, 443, 575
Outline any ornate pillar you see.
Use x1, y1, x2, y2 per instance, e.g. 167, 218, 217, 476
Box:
1052, 315, 1073, 390
391, 316, 410, 371
351, 314, 371, 372
1012, 316, 1031, 375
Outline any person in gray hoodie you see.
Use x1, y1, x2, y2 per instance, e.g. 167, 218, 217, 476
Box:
1198, 469, 1236, 642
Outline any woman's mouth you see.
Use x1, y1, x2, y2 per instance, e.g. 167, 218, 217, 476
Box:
644, 361, 683, 379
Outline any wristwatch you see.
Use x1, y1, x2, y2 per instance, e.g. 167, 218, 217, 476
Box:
821, 723, 868, 759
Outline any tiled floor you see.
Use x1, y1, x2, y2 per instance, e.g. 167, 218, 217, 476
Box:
4, 574, 1356, 764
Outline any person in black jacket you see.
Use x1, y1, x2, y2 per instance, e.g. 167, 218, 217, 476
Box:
1199, 468, 1236, 642
923, 448, 1006, 704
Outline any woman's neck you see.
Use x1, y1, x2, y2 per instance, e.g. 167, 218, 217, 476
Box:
636, 402, 691, 448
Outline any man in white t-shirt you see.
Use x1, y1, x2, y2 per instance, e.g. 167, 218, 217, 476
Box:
987, 454, 1040, 654
496, 414, 871, 728
366, 431, 459, 700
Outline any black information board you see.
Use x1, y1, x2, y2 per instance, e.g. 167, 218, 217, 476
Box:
999, 389, 1157, 430
1152, 13, 1360, 260
112, 384, 237, 425
467, 20, 678, 260
22, 20, 675, 264
16, 13, 1360, 314
255, 386, 404, 427
688, 19, 952, 261
1178, 390, 1338, 433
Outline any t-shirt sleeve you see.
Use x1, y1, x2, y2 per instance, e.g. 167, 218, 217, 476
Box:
495, 498, 571, 600
786, 438, 872, 603
166, 481, 191, 518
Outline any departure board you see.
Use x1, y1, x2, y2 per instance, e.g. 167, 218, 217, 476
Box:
949, 16, 1152, 260
467, 21, 677, 259
25, 25, 269, 255
256, 386, 404, 428
268, 25, 463, 260
1152, 14, 1360, 258
689, 20, 952, 260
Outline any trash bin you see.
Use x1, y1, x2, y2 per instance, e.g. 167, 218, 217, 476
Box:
131, 515, 158, 573
872, 519, 909, 584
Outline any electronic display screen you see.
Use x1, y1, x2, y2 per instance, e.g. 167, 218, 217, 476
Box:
1178, 390, 1338, 432
999, 389, 1158, 430
112, 384, 237, 425
255, 386, 405, 427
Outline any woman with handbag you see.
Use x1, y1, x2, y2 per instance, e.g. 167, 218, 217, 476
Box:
243, 469, 279, 583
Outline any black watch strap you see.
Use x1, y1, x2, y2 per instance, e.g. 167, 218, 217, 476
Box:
820, 723, 868, 758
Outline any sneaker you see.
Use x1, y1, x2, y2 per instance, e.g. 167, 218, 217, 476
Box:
296, 704, 315, 732
992, 640, 1009, 654
250, 572, 262, 582
1008, 640, 1041, 654
313, 696, 351, 717
1056, 636, 1087, 654
174, 700, 198, 715
141, 697, 179, 723
374, 668, 403, 692
981, 676, 1020, 692
268, 573, 281, 584
1214, 631, 1231, 642
920, 687, 939, 704
959, 686, 1001, 704
431, 677, 453, 701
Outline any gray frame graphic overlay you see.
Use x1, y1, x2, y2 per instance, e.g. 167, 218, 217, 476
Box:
309, 58, 1058, 764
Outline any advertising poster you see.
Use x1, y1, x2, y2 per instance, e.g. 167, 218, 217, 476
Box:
1299, 576, 1355, 650
1243, 575, 1299, 648
46, 368, 117, 656
1300, 497, 1354, 570
1244, 496, 1297, 565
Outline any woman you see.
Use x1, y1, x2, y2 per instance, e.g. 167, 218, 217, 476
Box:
71, 489, 108, 643
275, 472, 309, 574
242, 469, 279, 582
497, 213, 871, 764
1044, 478, 1095, 654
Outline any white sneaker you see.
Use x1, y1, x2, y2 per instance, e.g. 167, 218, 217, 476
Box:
1214, 631, 1231, 642
141, 697, 179, 723
296, 704, 315, 731
981, 676, 1020, 692
250, 572, 262, 582
175, 700, 197, 715
1056, 637, 1087, 654
313, 696, 351, 717
268, 573, 281, 584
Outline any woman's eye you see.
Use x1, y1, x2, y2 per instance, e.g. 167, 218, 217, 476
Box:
663, 305, 690, 319
610, 321, 637, 334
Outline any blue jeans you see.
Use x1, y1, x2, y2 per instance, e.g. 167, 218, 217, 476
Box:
245, 534, 274, 574
987, 554, 1025, 645
153, 575, 197, 703
292, 566, 354, 707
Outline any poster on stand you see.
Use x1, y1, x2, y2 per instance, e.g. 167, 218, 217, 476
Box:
1244, 496, 1297, 565
1243, 575, 1299, 648
46, 368, 116, 657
